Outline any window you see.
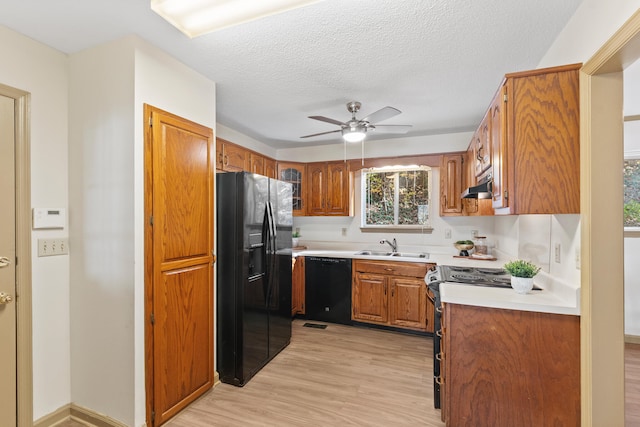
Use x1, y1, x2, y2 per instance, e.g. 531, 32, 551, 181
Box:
625, 158, 640, 228
361, 166, 431, 228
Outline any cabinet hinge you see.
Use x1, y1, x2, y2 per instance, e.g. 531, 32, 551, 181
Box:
151, 410, 155, 424
150, 215, 154, 226
150, 313, 155, 325
504, 190, 509, 200
503, 93, 508, 103
149, 116, 153, 127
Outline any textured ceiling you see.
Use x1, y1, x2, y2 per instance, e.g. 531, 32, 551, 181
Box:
0, 0, 583, 148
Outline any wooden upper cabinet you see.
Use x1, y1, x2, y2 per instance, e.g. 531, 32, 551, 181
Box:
439, 154, 463, 216
497, 64, 581, 214
216, 137, 278, 178
306, 161, 351, 216
264, 157, 276, 179
490, 83, 508, 210
217, 138, 249, 172
250, 152, 265, 175
474, 112, 492, 177
277, 161, 306, 216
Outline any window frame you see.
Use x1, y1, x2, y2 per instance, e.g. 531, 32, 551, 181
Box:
360, 165, 433, 232
624, 154, 640, 237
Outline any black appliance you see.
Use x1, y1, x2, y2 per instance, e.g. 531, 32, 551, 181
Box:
304, 257, 352, 325
425, 265, 542, 409
216, 172, 293, 386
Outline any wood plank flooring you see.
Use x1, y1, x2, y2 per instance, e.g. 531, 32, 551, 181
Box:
56, 326, 640, 427
627, 343, 640, 427
167, 320, 444, 427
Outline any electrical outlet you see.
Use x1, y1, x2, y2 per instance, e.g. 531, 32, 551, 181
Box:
471, 230, 478, 238
341, 228, 347, 236
554, 243, 561, 263
445, 229, 452, 239
38, 238, 69, 257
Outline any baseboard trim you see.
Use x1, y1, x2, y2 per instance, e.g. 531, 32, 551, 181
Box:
33, 404, 71, 427
33, 403, 131, 427
626, 334, 640, 344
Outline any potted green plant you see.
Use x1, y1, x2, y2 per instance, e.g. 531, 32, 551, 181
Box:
292, 231, 300, 248
503, 259, 541, 294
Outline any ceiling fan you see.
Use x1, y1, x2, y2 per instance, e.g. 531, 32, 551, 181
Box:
300, 101, 412, 142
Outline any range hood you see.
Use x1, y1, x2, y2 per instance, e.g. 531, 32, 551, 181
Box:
461, 180, 493, 199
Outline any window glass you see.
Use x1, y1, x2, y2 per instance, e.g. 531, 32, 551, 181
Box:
625, 158, 640, 227
362, 167, 431, 228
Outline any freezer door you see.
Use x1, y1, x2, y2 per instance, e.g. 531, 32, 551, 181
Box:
267, 178, 292, 357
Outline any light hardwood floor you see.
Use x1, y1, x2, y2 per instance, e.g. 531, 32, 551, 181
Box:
167, 320, 444, 426
627, 343, 640, 427
57, 325, 640, 427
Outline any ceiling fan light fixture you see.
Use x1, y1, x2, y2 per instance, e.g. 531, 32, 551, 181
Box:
342, 125, 366, 143
151, 0, 324, 38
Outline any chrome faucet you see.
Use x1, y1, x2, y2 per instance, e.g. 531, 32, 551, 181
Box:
380, 238, 398, 253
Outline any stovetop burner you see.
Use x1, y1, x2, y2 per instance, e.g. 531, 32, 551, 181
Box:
430, 265, 542, 290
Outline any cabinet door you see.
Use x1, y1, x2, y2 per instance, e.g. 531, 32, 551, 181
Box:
352, 273, 388, 324
511, 68, 580, 214
250, 153, 265, 175
306, 162, 326, 216
291, 257, 305, 315
277, 162, 306, 216
220, 141, 249, 172
325, 161, 350, 215
491, 84, 509, 210
389, 277, 427, 331
440, 154, 463, 215
264, 158, 276, 179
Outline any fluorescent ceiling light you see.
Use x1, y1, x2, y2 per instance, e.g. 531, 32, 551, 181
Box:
151, 0, 324, 38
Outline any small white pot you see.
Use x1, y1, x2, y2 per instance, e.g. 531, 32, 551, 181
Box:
292, 237, 299, 248
511, 276, 534, 294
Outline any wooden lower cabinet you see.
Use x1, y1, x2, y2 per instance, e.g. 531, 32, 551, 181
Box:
352, 260, 435, 333
442, 303, 580, 427
292, 256, 305, 316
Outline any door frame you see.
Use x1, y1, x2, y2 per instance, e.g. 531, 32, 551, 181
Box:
0, 83, 33, 426
580, 9, 640, 426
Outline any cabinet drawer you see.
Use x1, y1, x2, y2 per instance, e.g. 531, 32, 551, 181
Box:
353, 260, 429, 278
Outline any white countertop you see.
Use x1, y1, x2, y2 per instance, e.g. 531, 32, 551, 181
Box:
440, 281, 580, 316
293, 248, 581, 316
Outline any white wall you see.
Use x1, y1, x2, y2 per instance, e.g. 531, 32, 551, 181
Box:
277, 132, 473, 162
218, 123, 276, 159
0, 25, 71, 421
69, 36, 216, 427
133, 38, 216, 427
539, 0, 640, 336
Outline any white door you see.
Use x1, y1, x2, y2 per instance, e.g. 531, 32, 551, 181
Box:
0, 94, 17, 426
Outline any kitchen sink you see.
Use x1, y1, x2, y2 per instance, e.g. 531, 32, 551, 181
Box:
354, 250, 429, 259
391, 252, 429, 259
355, 250, 393, 256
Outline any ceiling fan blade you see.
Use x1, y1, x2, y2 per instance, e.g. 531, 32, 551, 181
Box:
308, 115, 346, 126
362, 106, 401, 124
300, 129, 341, 138
371, 124, 412, 134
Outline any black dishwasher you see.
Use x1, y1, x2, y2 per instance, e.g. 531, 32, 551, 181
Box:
304, 257, 352, 325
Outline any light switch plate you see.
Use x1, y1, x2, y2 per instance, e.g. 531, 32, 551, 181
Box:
38, 238, 69, 257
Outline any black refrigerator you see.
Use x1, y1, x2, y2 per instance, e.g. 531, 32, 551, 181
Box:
216, 171, 293, 386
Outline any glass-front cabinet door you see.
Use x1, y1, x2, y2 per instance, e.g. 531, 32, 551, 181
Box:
277, 161, 306, 216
